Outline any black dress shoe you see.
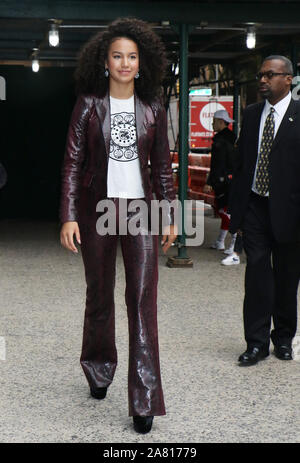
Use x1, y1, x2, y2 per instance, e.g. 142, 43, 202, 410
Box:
90, 387, 107, 400
133, 416, 153, 434
274, 345, 293, 360
238, 346, 269, 366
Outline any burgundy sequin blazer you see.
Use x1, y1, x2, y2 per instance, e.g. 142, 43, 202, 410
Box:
59, 92, 176, 224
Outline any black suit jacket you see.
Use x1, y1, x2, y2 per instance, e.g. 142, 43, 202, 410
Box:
229, 97, 300, 243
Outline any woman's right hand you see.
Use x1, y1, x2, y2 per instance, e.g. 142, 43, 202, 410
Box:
60, 221, 81, 253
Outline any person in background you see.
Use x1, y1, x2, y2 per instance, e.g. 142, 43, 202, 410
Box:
229, 55, 300, 365
206, 110, 238, 263
221, 231, 243, 266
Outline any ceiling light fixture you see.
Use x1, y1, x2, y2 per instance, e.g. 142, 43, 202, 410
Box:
32, 59, 39, 72
49, 23, 60, 47
246, 26, 256, 49
31, 48, 39, 72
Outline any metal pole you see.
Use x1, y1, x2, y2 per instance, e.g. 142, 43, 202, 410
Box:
178, 23, 189, 258
167, 23, 193, 267
291, 43, 299, 76
215, 64, 219, 98
233, 82, 240, 139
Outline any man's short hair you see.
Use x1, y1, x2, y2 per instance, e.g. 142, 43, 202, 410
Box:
262, 55, 293, 75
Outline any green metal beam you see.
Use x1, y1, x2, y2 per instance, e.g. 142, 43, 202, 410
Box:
1, 1, 300, 24
167, 23, 193, 267
178, 23, 189, 258
291, 43, 299, 76
233, 82, 240, 138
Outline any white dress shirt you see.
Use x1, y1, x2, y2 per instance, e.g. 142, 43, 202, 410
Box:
252, 91, 291, 196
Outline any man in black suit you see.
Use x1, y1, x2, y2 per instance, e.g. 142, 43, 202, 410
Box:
229, 55, 300, 365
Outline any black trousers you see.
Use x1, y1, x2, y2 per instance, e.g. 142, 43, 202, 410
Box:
242, 192, 300, 348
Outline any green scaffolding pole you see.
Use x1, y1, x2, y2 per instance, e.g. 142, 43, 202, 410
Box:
167, 23, 193, 268
291, 43, 299, 77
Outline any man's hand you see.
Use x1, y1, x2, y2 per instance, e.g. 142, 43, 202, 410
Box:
60, 221, 81, 253
161, 224, 178, 254
203, 184, 212, 193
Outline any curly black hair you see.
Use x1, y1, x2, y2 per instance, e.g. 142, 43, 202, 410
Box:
74, 17, 168, 103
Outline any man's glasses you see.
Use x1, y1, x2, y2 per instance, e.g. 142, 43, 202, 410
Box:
256, 71, 292, 81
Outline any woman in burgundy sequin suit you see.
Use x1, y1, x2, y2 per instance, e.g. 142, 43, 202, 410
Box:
59, 18, 177, 434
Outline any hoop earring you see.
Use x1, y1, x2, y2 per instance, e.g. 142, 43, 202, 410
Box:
104, 68, 109, 78
134, 72, 140, 79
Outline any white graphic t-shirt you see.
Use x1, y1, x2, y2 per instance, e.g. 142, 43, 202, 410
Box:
107, 95, 145, 198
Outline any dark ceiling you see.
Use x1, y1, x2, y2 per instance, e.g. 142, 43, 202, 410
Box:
0, 1, 300, 79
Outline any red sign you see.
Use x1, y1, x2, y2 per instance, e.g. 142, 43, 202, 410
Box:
190, 97, 234, 149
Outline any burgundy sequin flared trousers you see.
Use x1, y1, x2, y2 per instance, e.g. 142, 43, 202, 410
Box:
79, 199, 166, 416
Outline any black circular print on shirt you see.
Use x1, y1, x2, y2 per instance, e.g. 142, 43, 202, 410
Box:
110, 112, 138, 162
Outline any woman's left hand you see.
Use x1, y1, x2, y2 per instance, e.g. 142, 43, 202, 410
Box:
161, 224, 178, 254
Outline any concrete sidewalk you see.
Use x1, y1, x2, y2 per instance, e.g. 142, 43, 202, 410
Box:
0, 214, 299, 443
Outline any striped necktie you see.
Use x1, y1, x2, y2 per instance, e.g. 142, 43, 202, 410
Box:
255, 107, 275, 196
